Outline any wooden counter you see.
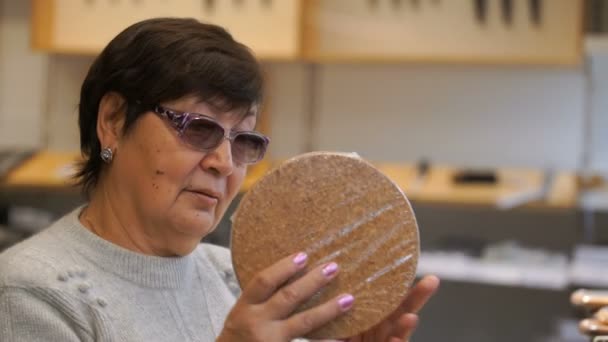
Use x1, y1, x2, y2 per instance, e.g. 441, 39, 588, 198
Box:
2, 150, 81, 189
374, 163, 578, 210
2, 151, 578, 209
1, 150, 271, 193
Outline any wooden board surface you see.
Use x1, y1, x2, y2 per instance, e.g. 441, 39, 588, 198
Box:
231, 152, 419, 339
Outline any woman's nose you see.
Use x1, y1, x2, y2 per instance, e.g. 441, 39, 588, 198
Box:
200, 138, 234, 176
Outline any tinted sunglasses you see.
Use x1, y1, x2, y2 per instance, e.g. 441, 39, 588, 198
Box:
153, 105, 270, 164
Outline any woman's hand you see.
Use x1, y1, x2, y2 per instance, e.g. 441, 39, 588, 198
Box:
327, 275, 440, 342
217, 252, 353, 342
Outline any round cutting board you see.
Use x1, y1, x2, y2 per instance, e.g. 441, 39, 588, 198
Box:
231, 152, 419, 340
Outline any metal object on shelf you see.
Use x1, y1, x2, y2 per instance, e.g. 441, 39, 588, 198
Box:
501, 0, 513, 26
453, 169, 497, 184
369, 0, 438, 11
474, 0, 542, 27
474, 0, 488, 25
203, 0, 215, 12
529, 0, 542, 26
586, 0, 608, 33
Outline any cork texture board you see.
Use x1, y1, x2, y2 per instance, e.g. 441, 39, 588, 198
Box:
231, 152, 420, 339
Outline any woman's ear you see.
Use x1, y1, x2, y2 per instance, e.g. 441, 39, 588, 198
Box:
96, 92, 127, 149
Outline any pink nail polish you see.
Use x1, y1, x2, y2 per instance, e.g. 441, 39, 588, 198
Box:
338, 294, 354, 311
293, 252, 308, 266
322, 262, 338, 278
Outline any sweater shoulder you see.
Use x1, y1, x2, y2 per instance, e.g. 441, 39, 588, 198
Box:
197, 243, 232, 272
194, 243, 241, 296
0, 215, 79, 289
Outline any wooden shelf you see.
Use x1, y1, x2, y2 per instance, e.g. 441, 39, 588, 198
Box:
1, 151, 579, 209
2, 150, 81, 189
1, 150, 270, 193
31, 0, 583, 65
374, 163, 578, 210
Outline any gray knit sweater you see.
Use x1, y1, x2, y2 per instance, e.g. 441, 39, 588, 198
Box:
0, 207, 241, 341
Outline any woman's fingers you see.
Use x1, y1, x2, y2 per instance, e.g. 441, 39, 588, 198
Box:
399, 275, 440, 314
266, 262, 341, 318
236, 256, 435, 340
394, 313, 418, 341
241, 252, 309, 304
283, 293, 355, 339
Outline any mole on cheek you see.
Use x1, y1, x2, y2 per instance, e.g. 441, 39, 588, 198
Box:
152, 183, 159, 190
155, 170, 165, 175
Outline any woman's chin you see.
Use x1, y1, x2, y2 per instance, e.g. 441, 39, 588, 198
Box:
177, 209, 217, 238
165, 239, 204, 257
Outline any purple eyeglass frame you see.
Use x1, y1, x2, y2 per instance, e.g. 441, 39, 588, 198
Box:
153, 105, 270, 164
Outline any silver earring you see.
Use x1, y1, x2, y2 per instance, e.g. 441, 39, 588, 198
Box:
100, 147, 113, 163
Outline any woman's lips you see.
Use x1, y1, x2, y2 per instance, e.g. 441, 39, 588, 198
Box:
186, 190, 219, 208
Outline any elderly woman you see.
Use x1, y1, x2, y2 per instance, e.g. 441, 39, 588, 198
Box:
0, 18, 438, 341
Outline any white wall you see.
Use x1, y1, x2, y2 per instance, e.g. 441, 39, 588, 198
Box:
313, 64, 585, 169
587, 37, 608, 173
0, 0, 47, 148
265, 63, 587, 170
263, 63, 311, 159
0, 0, 598, 172
44, 56, 92, 150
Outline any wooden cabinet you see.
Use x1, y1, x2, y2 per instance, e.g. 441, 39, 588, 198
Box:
32, 0, 583, 65
302, 0, 583, 65
31, 0, 303, 60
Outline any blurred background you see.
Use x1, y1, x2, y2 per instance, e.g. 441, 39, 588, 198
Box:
1, 0, 608, 341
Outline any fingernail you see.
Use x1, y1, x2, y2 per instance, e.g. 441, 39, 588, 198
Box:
322, 262, 338, 278
338, 294, 354, 311
293, 252, 308, 266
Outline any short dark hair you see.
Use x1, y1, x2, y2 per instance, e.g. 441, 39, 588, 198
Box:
75, 17, 264, 197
